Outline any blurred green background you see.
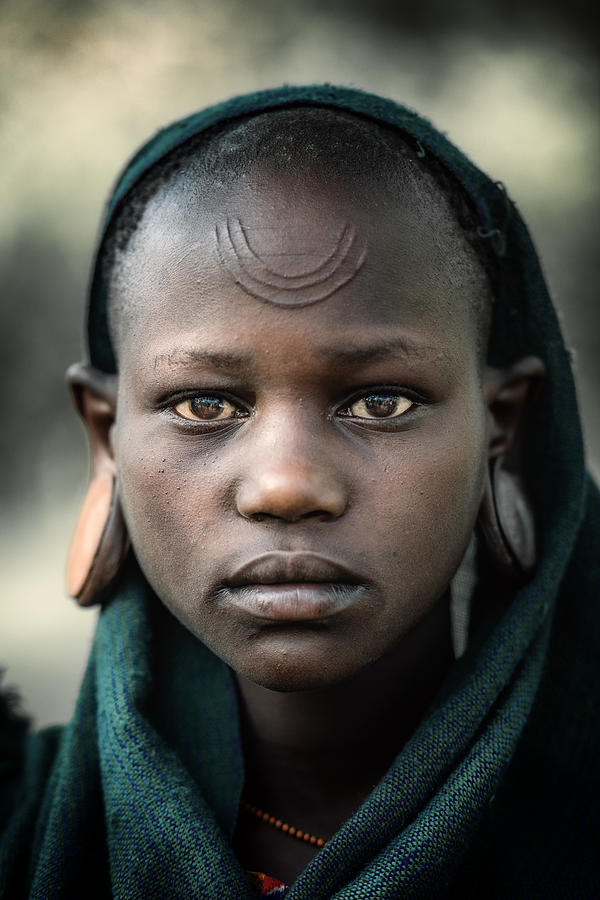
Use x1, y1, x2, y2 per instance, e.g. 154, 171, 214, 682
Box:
1, 0, 598, 727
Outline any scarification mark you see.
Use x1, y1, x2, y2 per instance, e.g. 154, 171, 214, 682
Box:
234, 221, 354, 284
215, 217, 367, 307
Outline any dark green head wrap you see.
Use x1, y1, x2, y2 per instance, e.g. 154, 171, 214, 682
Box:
2, 85, 598, 899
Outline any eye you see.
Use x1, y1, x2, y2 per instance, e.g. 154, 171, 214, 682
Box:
172, 395, 242, 422
339, 391, 414, 420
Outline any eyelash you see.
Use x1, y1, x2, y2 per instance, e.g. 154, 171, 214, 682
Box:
164, 391, 251, 427
162, 387, 426, 429
336, 387, 424, 422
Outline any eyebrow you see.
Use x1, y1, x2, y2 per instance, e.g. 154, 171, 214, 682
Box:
153, 349, 253, 371
153, 336, 432, 372
320, 336, 433, 365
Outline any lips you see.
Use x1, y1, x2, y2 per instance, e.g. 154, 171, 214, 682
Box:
220, 552, 369, 622
226, 551, 362, 588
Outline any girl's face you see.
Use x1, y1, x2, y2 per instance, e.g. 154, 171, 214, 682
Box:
111, 170, 491, 691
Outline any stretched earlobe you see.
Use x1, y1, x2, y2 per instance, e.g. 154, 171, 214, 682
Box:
65, 363, 128, 606
66, 471, 129, 606
477, 454, 536, 581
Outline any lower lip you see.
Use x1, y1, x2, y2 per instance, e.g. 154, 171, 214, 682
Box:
220, 583, 366, 622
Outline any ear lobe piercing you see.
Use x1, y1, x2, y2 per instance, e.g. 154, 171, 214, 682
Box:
66, 471, 129, 606
477, 454, 536, 581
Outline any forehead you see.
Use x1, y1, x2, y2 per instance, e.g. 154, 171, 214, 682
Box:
111, 167, 486, 366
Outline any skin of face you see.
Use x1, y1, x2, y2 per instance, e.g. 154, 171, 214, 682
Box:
106, 168, 494, 692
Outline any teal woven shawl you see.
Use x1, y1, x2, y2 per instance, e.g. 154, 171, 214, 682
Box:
2, 85, 598, 898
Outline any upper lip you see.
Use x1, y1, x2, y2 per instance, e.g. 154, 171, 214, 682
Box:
225, 552, 364, 587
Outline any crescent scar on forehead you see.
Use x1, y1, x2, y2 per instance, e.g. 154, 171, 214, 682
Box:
215, 218, 367, 307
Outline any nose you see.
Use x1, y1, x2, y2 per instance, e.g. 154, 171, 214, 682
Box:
235, 421, 348, 523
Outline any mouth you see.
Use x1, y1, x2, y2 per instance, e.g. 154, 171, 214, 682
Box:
220, 552, 369, 622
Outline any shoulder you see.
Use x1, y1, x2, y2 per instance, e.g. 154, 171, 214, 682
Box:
0, 675, 30, 823
1, 681, 64, 869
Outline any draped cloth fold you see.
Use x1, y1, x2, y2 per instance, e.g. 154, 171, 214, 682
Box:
2, 480, 598, 898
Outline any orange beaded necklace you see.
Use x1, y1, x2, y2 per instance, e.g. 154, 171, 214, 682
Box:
240, 801, 327, 849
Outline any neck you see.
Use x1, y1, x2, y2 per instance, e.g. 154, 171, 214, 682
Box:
234, 592, 454, 835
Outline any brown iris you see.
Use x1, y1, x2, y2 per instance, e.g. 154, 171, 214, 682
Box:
173, 395, 238, 421
347, 393, 412, 419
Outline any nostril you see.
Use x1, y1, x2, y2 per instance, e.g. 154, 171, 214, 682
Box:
246, 508, 336, 524
302, 509, 333, 521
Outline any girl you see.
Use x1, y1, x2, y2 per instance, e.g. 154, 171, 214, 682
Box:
1, 85, 598, 898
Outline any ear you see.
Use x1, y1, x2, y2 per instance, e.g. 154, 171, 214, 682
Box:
477, 356, 545, 582
484, 356, 546, 458
65, 363, 128, 605
67, 363, 118, 473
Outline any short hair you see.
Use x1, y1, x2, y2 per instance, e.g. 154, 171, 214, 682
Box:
100, 106, 495, 360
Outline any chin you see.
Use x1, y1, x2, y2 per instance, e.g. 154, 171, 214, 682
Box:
230, 633, 365, 693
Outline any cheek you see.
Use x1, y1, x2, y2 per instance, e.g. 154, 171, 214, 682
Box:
417, 424, 486, 531
369, 407, 487, 611
114, 420, 227, 600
